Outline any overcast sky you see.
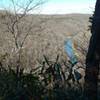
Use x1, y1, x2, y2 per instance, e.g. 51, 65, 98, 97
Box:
0, 0, 96, 14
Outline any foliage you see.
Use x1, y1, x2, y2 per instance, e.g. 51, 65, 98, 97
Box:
0, 54, 84, 100
88, 13, 94, 31
0, 66, 44, 100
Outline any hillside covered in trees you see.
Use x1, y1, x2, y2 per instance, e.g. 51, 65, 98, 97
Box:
0, 12, 91, 68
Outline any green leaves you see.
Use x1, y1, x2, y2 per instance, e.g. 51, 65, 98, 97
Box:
0, 54, 84, 100
0, 67, 43, 100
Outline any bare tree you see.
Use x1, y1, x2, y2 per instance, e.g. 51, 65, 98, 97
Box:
1, 0, 46, 73
3, 0, 45, 50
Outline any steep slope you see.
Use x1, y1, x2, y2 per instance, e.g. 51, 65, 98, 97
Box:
0, 12, 91, 67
